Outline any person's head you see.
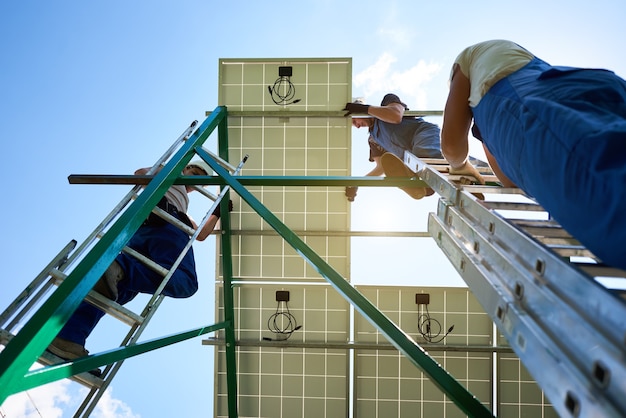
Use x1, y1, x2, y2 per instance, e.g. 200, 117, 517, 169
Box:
183, 160, 211, 192
185, 160, 211, 176
350, 97, 374, 129
352, 117, 374, 129
380, 93, 408, 110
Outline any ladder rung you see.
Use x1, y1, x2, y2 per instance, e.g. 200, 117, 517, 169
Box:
49, 268, 144, 327
150, 206, 196, 235
191, 184, 218, 200
576, 263, 626, 278
550, 247, 597, 259
483, 201, 545, 211
448, 174, 500, 183
199, 146, 236, 172
120, 247, 169, 277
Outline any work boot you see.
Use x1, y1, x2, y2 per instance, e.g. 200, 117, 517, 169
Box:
93, 260, 124, 301
47, 337, 88, 359
47, 337, 102, 377
381, 153, 434, 200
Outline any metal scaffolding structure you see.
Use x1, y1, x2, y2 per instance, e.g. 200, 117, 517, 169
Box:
1, 106, 624, 417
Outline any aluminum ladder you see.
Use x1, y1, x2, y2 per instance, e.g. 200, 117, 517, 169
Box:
402, 151, 626, 418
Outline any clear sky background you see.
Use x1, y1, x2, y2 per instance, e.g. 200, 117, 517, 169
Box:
1, 1, 625, 416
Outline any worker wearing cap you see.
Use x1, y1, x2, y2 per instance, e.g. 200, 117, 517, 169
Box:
344, 93, 443, 200
48, 160, 231, 365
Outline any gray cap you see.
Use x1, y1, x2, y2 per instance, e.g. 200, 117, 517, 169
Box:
380, 93, 408, 110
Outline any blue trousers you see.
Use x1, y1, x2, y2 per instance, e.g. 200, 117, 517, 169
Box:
58, 223, 198, 346
473, 57, 626, 269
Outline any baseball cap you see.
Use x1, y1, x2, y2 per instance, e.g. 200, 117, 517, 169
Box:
380, 93, 408, 110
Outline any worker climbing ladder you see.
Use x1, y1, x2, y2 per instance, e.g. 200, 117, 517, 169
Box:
400, 151, 626, 417
0, 108, 241, 416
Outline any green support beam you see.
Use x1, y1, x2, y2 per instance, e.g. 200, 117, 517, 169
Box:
12, 323, 228, 394
67, 174, 430, 189
194, 147, 495, 418
215, 112, 239, 418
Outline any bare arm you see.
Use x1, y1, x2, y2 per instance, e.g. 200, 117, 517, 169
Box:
366, 102, 405, 124
195, 214, 219, 241
134, 166, 160, 176
135, 164, 221, 238
345, 156, 384, 202
365, 156, 384, 176
442, 65, 473, 169
483, 145, 517, 187
441, 65, 485, 184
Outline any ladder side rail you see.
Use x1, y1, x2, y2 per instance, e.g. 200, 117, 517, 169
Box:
0, 240, 77, 330
414, 153, 626, 415
439, 200, 626, 414
428, 213, 624, 418
4, 281, 56, 333
419, 154, 626, 352
147, 120, 199, 174
454, 189, 626, 349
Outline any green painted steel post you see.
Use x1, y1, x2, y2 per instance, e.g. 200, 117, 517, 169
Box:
195, 148, 495, 418
215, 111, 239, 418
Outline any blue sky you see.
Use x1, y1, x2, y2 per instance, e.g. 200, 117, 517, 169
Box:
1, 0, 625, 416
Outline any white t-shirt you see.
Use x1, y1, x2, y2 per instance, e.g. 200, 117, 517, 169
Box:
451, 39, 534, 107
165, 184, 189, 213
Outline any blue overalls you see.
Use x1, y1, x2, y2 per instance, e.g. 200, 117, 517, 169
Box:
473, 57, 626, 269
58, 222, 198, 346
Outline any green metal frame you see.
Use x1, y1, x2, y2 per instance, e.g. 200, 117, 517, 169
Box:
0, 107, 230, 403
0, 106, 493, 418
194, 145, 494, 417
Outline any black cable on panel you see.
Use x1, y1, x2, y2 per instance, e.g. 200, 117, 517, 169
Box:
263, 290, 302, 341
267, 66, 301, 105
417, 304, 454, 343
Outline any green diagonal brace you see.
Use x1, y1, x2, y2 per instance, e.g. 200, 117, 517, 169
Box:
12, 322, 228, 394
0, 107, 229, 403
195, 148, 495, 418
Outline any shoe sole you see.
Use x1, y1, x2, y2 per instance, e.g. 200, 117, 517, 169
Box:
47, 346, 102, 377
47, 345, 81, 360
